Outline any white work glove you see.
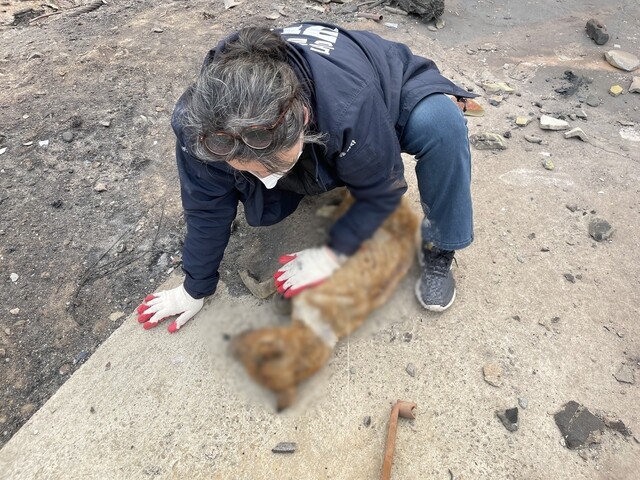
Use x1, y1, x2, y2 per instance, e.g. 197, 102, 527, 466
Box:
136, 284, 204, 333
274, 246, 347, 298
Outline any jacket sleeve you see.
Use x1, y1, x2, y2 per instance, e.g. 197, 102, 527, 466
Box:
328, 91, 408, 255
176, 143, 239, 299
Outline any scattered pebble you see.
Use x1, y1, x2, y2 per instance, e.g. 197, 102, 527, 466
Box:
515, 116, 531, 126
566, 203, 578, 212
564, 127, 588, 142
483, 363, 503, 387
239, 269, 276, 299
9, 308, 19, 315
402, 332, 412, 342
496, 407, 518, 432
100, 119, 111, 128
524, 134, 543, 144
62, 131, 74, 142
0, 348, 5, 358
363, 415, 372, 427
272, 442, 297, 453
152, 27, 164, 33
405, 363, 417, 377
564, 273, 576, 283
481, 82, 515, 95
94, 183, 108, 192
518, 397, 528, 409
470, 132, 507, 150
630, 77, 640, 94
609, 85, 623, 97
542, 158, 554, 170
38, 140, 49, 148
540, 115, 569, 131
109, 311, 125, 322
59, 364, 72, 375
588, 218, 614, 241
0, 147, 6, 155
585, 95, 600, 107
10, 273, 19, 282
613, 365, 635, 384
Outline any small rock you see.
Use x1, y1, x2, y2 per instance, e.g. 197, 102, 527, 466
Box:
540, 115, 570, 131
481, 82, 515, 95
604, 50, 640, 72
585, 19, 609, 45
613, 365, 635, 384
566, 203, 578, 212
9, 308, 20, 315
152, 27, 164, 33
20, 403, 37, 418
564, 273, 575, 283
10, 273, 19, 282
0, 348, 5, 358
271, 293, 292, 316
589, 218, 614, 241
524, 134, 543, 144
239, 269, 277, 299
515, 116, 531, 126
405, 363, 417, 377
470, 132, 507, 150
94, 183, 107, 192
609, 85, 624, 97
90, 406, 96, 414
51, 199, 63, 209
272, 442, 297, 453
483, 363, 503, 387
363, 415, 372, 427
575, 109, 588, 119
62, 131, 74, 142
554, 401, 604, 449
402, 332, 413, 342
264, 12, 280, 20
630, 77, 640, 94
585, 95, 600, 107
0, 147, 7, 155
564, 127, 588, 142
518, 397, 528, 409
503, 131, 512, 139
109, 311, 125, 322
496, 407, 519, 432
542, 158, 554, 170
100, 119, 111, 128
59, 363, 72, 375
603, 416, 632, 436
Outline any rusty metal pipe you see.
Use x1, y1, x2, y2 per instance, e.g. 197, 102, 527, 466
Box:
381, 400, 416, 480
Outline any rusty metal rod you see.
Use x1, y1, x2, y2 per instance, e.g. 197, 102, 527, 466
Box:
356, 12, 384, 21
381, 400, 416, 480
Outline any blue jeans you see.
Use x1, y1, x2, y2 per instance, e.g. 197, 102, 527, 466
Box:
399, 93, 474, 251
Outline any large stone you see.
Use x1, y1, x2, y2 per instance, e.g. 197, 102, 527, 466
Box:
540, 115, 570, 131
604, 50, 640, 72
554, 401, 605, 449
614, 365, 635, 384
585, 19, 609, 45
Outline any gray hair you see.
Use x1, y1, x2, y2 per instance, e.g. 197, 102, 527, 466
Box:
182, 27, 325, 173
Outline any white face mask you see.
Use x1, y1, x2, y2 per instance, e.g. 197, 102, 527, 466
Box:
255, 142, 304, 189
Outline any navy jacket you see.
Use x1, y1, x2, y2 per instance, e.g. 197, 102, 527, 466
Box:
172, 23, 474, 299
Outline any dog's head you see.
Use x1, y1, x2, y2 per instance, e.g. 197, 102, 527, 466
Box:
230, 321, 332, 411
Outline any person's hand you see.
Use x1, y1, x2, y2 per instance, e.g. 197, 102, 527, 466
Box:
274, 246, 346, 298
136, 284, 204, 333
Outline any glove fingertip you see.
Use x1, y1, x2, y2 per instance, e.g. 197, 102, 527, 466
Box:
143, 320, 159, 330
168, 322, 179, 334
278, 254, 297, 264
144, 294, 156, 302
136, 304, 150, 314
137, 312, 153, 323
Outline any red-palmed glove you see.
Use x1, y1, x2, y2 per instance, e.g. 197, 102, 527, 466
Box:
274, 246, 347, 298
136, 284, 204, 333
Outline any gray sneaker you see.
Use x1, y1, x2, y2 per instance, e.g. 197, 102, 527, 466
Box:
415, 248, 456, 311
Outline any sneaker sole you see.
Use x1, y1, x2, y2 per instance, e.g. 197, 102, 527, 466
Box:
414, 279, 456, 312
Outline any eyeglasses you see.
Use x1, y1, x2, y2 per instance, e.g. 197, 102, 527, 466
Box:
200, 97, 296, 156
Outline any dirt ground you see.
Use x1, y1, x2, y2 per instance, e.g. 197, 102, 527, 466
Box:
0, 0, 639, 475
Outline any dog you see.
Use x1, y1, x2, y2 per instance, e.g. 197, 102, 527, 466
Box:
231, 194, 420, 410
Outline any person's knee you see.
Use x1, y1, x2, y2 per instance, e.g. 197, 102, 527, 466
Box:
404, 94, 468, 149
